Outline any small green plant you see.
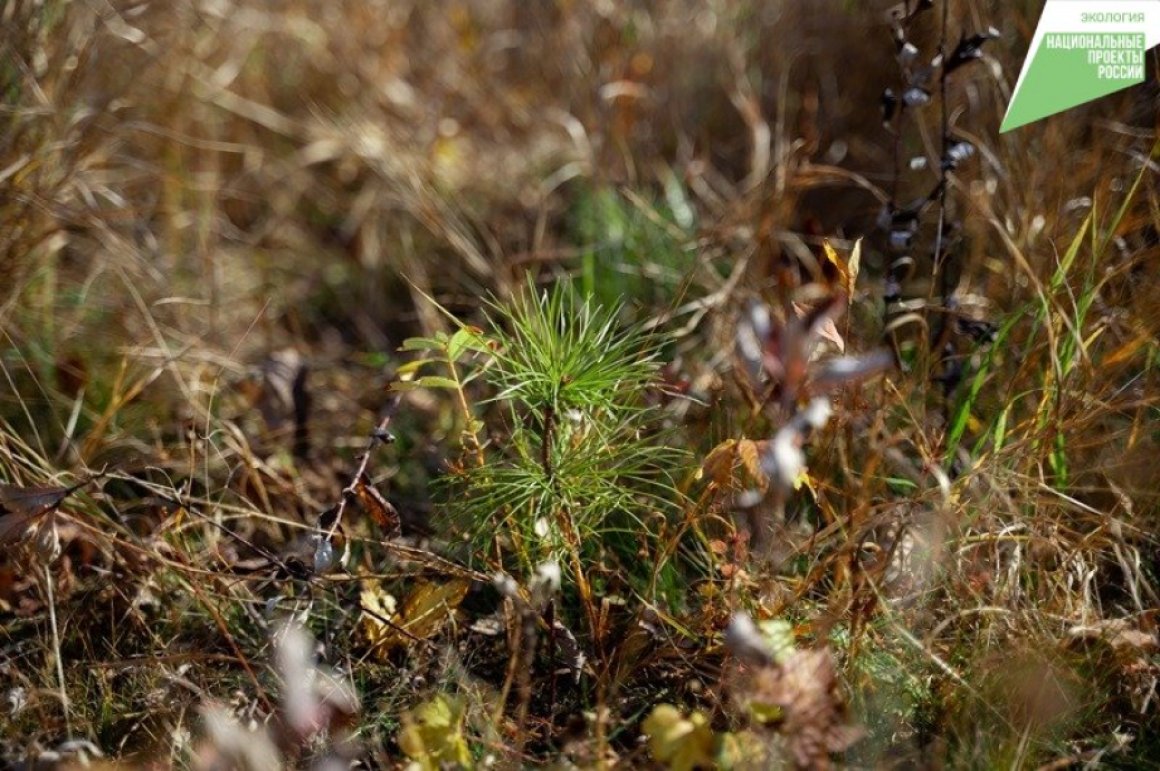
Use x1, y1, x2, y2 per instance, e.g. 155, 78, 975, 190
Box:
399, 278, 686, 633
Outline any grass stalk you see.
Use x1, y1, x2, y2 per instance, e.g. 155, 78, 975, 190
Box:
43, 563, 71, 738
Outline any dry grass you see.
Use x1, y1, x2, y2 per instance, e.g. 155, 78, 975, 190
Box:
1, 0, 1158, 768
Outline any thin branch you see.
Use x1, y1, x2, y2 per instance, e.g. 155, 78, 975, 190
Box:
323, 393, 402, 543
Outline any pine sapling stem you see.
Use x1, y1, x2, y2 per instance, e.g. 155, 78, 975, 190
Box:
541, 405, 555, 484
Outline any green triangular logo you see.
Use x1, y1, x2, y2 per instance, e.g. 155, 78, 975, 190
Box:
1001, 3, 1159, 133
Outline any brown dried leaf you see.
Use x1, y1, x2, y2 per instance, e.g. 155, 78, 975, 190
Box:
0, 482, 84, 545
699, 439, 771, 492
736, 439, 768, 491
0, 508, 44, 545
0, 483, 72, 517
698, 439, 738, 488
354, 473, 401, 538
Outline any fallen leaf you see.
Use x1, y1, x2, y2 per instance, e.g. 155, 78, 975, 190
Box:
641, 704, 717, 771
353, 473, 401, 537
847, 239, 861, 299
362, 578, 470, 655
698, 439, 770, 492
698, 439, 735, 487
0, 479, 91, 545
398, 695, 471, 771
358, 580, 398, 651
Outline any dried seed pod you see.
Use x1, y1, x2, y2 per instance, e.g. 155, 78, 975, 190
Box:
881, 88, 899, 124
902, 87, 931, 107
945, 27, 1001, 76
889, 229, 914, 251
943, 140, 976, 170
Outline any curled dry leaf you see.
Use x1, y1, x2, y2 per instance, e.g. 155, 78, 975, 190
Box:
697, 438, 768, 492
353, 473, 401, 538
0, 484, 73, 544
550, 617, 587, 683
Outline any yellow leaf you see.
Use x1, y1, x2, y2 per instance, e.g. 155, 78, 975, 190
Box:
717, 730, 769, 769
747, 699, 784, 724
821, 238, 860, 299
361, 578, 470, 656
398, 695, 471, 770
736, 440, 764, 488
641, 704, 717, 771
358, 580, 398, 651
397, 578, 469, 639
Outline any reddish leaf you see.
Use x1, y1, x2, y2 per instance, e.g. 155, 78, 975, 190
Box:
354, 474, 401, 538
